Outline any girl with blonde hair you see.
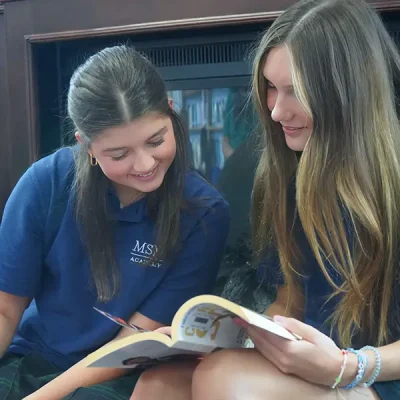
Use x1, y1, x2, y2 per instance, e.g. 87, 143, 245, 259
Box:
131, 0, 400, 398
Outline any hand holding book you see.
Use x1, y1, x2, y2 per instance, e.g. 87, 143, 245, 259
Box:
87, 295, 301, 369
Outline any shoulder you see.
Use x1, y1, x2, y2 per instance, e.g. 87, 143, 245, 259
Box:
1, 147, 76, 241
24, 147, 75, 215
184, 169, 227, 207
31, 147, 75, 187
6, 147, 75, 208
181, 170, 230, 231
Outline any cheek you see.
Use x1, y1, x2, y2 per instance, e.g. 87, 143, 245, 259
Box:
157, 136, 176, 162
98, 159, 131, 179
292, 103, 311, 128
266, 91, 277, 112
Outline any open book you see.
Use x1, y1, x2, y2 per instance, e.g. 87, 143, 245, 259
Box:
85, 295, 301, 369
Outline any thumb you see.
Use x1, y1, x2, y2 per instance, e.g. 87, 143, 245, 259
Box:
155, 326, 172, 336
273, 316, 319, 342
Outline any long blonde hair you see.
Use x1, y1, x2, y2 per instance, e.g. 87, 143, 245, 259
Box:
252, 0, 400, 347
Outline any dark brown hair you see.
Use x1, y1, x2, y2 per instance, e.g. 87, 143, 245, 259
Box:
68, 45, 189, 302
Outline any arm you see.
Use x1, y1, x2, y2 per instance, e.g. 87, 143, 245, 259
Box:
0, 291, 30, 358
27, 198, 230, 399
0, 167, 49, 353
338, 340, 400, 386
368, 340, 400, 382
268, 285, 400, 383
265, 284, 304, 321
257, 285, 400, 385
24, 313, 164, 400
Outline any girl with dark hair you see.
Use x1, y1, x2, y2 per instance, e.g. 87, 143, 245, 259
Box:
0, 45, 230, 399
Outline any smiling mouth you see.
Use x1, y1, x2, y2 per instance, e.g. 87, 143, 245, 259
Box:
283, 126, 303, 130
132, 166, 157, 178
282, 126, 305, 136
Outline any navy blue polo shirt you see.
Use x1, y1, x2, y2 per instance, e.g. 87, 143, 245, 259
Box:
0, 147, 230, 370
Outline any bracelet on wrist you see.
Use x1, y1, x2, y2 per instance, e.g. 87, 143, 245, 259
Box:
331, 349, 348, 389
343, 348, 368, 389
360, 346, 381, 387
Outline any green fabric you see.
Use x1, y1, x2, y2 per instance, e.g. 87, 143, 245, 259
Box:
0, 353, 142, 400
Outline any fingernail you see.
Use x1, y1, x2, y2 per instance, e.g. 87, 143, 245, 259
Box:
273, 315, 285, 323
233, 318, 247, 327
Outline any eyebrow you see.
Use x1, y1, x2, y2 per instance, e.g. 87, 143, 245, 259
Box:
266, 79, 293, 90
102, 126, 168, 153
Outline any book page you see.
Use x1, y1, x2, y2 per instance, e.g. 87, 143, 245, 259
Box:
242, 308, 300, 340
175, 303, 250, 351
86, 339, 201, 368
172, 295, 300, 347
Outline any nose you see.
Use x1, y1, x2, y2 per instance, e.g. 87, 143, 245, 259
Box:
133, 150, 155, 173
270, 93, 293, 123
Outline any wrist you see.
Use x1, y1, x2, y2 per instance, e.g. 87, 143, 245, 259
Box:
360, 350, 375, 384
339, 352, 358, 387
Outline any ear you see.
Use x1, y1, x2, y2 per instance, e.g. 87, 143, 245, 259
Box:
168, 97, 174, 109
75, 132, 84, 144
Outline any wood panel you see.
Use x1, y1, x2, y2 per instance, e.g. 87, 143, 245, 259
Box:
0, 5, 11, 215
3, 0, 36, 193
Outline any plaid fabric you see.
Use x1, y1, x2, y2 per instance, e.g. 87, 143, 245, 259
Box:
0, 352, 142, 400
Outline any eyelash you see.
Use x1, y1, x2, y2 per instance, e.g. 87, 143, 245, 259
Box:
149, 138, 165, 147
111, 154, 127, 161
111, 139, 165, 161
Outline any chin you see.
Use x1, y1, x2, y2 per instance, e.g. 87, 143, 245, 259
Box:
136, 182, 163, 193
285, 138, 307, 152
132, 174, 166, 193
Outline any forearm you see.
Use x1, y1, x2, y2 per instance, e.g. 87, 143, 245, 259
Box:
0, 313, 18, 358
264, 289, 304, 321
264, 302, 287, 318
339, 340, 400, 387
376, 340, 400, 381
24, 357, 128, 400
24, 324, 151, 399
24, 332, 136, 399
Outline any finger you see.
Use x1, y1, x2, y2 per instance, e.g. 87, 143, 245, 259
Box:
248, 326, 283, 369
233, 317, 250, 329
273, 316, 318, 342
248, 325, 296, 352
155, 326, 172, 336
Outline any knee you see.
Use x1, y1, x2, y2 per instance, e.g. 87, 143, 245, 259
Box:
192, 350, 251, 400
130, 363, 193, 400
130, 368, 171, 400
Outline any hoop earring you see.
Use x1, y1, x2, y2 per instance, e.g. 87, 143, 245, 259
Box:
89, 153, 98, 166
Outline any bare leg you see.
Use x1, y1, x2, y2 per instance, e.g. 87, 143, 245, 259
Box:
130, 361, 197, 400
192, 349, 380, 400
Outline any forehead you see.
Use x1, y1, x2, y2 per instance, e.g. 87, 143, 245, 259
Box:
91, 113, 171, 148
262, 45, 292, 86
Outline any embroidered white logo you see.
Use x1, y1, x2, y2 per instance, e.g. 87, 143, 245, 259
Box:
130, 240, 162, 268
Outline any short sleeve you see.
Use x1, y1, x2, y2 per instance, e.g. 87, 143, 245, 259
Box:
0, 167, 46, 297
137, 199, 230, 324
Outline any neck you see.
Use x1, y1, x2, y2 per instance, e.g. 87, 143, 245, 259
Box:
114, 184, 143, 208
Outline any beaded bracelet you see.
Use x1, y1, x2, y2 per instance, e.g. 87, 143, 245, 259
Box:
360, 346, 381, 387
331, 349, 348, 389
343, 348, 368, 389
